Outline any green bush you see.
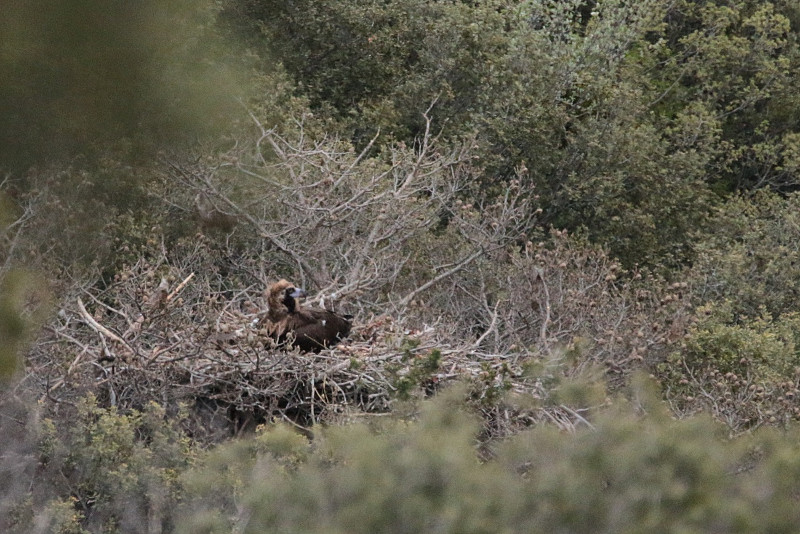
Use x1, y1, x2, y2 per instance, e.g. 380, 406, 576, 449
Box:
658, 301, 800, 430
681, 302, 800, 379
178, 385, 800, 533
5, 395, 196, 533
7, 384, 800, 533
659, 190, 800, 429
691, 191, 800, 319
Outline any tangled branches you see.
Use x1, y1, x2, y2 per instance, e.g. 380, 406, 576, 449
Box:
164, 110, 534, 316
17, 112, 694, 441
21, 248, 562, 442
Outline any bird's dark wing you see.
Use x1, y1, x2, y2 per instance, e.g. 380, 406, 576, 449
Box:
285, 308, 352, 352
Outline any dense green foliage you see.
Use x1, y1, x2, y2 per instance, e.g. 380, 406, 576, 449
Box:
9, 386, 800, 533
222, 0, 800, 268
5, 0, 800, 531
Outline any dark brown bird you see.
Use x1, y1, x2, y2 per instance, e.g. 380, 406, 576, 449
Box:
263, 279, 352, 352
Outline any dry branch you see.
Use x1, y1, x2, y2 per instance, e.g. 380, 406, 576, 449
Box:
166, 272, 195, 302
76, 297, 135, 356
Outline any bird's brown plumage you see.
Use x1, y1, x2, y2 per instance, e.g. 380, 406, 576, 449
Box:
263, 279, 352, 352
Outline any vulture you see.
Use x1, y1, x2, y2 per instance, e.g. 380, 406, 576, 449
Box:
263, 279, 352, 352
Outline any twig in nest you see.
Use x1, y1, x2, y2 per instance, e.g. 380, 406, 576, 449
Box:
166, 272, 195, 303
77, 297, 136, 356
473, 299, 502, 350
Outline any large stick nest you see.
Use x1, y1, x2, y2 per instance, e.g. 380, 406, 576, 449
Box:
22, 225, 690, 442
24, 262, 561, 443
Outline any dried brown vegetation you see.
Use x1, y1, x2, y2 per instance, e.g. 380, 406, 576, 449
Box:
22, 227, 690, 444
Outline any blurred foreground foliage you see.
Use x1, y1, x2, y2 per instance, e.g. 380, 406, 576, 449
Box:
0, 0, 249, 171
7, 384, 800, 533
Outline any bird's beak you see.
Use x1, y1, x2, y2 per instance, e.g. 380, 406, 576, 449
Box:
290, 288, 307, 299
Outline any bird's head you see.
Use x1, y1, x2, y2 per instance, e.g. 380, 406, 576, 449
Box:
266, 279, 307, 314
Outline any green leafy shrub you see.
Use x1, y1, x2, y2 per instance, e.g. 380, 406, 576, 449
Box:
224, 0, 515, 142
178, 385, 800, 534
653, 190, 800, 430
391, 346, 443, 401
683, 303, 800, 380
659, 301, 800, 430
7, 383, 800, 533
5, 395, 197, 533
690, 191, 800, 319
656, 0, 799, 192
